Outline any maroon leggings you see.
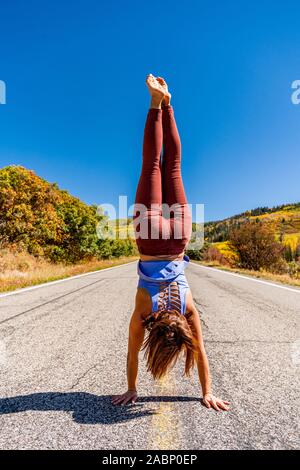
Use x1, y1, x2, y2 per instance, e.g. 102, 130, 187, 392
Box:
134, 105, 192, 256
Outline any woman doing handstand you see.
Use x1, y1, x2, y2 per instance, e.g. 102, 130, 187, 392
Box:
112, 74, 230, 411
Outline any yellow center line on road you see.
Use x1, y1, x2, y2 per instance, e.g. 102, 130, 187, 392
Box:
150, 373, 182, 450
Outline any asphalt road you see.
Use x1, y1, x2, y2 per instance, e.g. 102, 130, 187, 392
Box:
0, 261, 299, 450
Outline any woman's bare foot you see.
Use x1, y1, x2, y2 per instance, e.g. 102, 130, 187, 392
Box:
146, 74, 165, 109
156, 76, 171, 106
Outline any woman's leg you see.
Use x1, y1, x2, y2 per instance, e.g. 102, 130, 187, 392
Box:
161, 104, 187, 205
134, 86, 166, 254
134, 107, 163, 207
161, 104, 192, 247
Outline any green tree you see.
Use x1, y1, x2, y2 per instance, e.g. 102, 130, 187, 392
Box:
186, 241, 211, 260
0, 165, 103, 262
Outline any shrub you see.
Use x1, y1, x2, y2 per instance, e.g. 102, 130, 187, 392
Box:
228, 221, 286, 272
202, 246, 230, 266
186, 241, 211, 260
288, 261, 300, 279
296, 244, 300, 261
284, 244, 294, 262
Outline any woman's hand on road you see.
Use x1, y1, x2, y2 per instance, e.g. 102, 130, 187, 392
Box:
202, 393, 230, 411
112, 390, 137, 406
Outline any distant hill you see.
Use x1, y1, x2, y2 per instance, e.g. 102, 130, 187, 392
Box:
204, 203, 300, 249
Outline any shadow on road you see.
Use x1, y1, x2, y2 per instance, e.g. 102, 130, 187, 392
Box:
0, 392, 200, 425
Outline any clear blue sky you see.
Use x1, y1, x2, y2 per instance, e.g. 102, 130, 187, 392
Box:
0, 0, 299, 221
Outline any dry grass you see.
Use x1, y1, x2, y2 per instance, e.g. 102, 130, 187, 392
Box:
0, 248, 138, 293
193, 260, 300, 288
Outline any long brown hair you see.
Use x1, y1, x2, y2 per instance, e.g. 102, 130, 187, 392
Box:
142, 310, 198, 380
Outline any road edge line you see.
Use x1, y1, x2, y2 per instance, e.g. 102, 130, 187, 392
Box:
191, 262, 300, 294
0, 261, 137, 299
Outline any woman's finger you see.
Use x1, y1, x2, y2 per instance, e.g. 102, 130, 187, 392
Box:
202, 398, 211, 408
121, 395, 134, 406
122, 397, 132, 406
113, 395, 128, 405
211, 399, 221, 411
217, 400, 229, 411
112, 397, 123, 405
111, 395, 121, 404
129, 397, 135, 404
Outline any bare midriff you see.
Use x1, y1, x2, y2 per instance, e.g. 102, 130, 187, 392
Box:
139, 251, 185, 262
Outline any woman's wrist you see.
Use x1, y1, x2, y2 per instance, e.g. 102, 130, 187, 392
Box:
202, 387, 212, 396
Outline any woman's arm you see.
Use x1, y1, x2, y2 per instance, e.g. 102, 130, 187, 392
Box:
112, 289, 150, 406
126, 309, 146, 391
186, 291, 230, 411
186, 294, 212, 394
